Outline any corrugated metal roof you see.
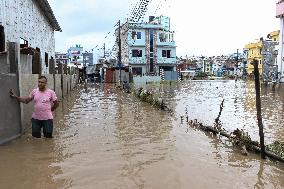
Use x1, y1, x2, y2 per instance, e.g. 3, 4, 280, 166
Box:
36, 0, 62, 32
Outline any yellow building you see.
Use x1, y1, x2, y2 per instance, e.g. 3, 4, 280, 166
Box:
268, 30, 280, 42
245, 41, 263, 75
245, 30, 280, 75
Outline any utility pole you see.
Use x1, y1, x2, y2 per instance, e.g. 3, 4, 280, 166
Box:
236, 49, 239, 68
118, 20, 122, 86
103, 43, 106, 58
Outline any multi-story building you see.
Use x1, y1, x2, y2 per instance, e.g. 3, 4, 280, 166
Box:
245, 31, 279, 77
55, 52, 69, 66
268, 30, 280, 42
117, 16, 177, 76
245, 41, 263, 75
67, 45, 84, 67
0, 0, 61, 74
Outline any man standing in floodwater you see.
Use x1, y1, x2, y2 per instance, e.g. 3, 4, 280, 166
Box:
9, 76, 59, 138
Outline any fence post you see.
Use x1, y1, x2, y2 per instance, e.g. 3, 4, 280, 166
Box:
252, 59, 266, 159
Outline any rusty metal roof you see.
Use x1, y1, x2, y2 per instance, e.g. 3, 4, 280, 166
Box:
36, 0, 62, 32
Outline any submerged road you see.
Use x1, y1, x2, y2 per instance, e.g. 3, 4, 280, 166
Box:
0, 81, 284, 189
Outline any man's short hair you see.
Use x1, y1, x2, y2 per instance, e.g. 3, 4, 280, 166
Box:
38, 75, 47, 82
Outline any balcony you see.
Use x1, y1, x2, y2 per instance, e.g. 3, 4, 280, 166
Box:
157, 57, 177, 64
156, 41, 176, 47
156, 32, 176, 47
129, 57, 146, 64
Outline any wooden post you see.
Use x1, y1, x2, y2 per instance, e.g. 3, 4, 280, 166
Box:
252, 59, 266, 159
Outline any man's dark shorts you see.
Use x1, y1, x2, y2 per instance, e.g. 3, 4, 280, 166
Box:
31, 118, 53, 138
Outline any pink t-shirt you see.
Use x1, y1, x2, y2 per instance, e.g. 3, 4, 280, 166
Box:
29, 88, 57, 120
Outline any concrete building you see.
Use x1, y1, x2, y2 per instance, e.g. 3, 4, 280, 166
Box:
83, 52, 94, 66
245, 41, 263, 75
117, 15, 177, 76
276, 1, 284, 82
67, 45, 84, 68
55, 52, 68, 66
245, 31, 279, 79
0, 0, 61, 74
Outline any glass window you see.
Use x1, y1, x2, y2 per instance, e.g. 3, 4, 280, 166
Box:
167, 50, 171, 58
137, 32, 142, 39
132, 49, 142, 57
162, 50, 171, 58
162, 50, 167, 57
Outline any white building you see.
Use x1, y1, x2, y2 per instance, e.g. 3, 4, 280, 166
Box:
117, 16, 177, 76
0, 0, 61, 74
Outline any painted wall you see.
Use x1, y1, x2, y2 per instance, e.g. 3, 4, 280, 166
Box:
0, 0, 56, 74
129, 47, 146, 64
157, 47, 177, 64
128, 30, 146, 46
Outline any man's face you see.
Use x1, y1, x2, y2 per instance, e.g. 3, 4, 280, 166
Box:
38, 78, 47, 90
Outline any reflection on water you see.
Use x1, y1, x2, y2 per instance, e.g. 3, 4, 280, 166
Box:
170, 81, 284, 143
0, 81, 284, 189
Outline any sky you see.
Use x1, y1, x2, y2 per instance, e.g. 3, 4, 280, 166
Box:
48, 0, 280, 57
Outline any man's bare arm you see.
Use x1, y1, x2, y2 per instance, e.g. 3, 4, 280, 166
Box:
9, 89, 33, 104
51, 100, 59, 111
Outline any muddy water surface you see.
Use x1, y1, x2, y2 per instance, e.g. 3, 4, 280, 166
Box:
0, 81, 284, 189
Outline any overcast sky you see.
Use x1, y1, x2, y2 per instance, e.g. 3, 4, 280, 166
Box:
49, 0, 279, 57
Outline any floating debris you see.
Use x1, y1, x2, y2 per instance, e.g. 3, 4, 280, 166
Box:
266, 141, 284, 159
133, 87, 172, 112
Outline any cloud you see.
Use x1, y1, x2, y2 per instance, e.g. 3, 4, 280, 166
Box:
49, 0, 280, 56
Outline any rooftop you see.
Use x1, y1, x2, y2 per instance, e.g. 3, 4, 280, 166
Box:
35, 0, 61, 31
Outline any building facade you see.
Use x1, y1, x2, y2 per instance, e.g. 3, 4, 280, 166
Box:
277, 1, 284, 82
117, 16, 177, 76
245, 30, 279, 78
245, 41, 263, 75
55, 52, 68, 66
67, 45, 84, 67
0, 0, 61, 74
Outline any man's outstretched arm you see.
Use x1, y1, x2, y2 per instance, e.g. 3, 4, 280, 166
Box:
9, 89, 33, 104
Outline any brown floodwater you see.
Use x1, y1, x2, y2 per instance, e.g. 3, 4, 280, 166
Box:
1, 81, 284, 189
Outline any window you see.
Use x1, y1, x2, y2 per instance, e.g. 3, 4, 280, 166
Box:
136, 32, 142, 39
162, 50, 167, 57
45, 52, 48, 67
167, 50, 171, 58
162, 50, 171, 58
132, 49, 142, 57
20, 38, 28, 48
0, 25, 5, 52
150, 29, 154, 52
132, 67, 142, 76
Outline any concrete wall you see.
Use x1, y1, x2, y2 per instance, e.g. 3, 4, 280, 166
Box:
64, 74, 69, 96
0, 74, 22, 144
19, 74, 38, 132
19, 54, 32, 74
0, 53, 9, 74
115, 70, 129, 84
133, 75, 161, 85
0, 0, 56, 74
164, 71, 178, 81
54, 74, 63, 100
